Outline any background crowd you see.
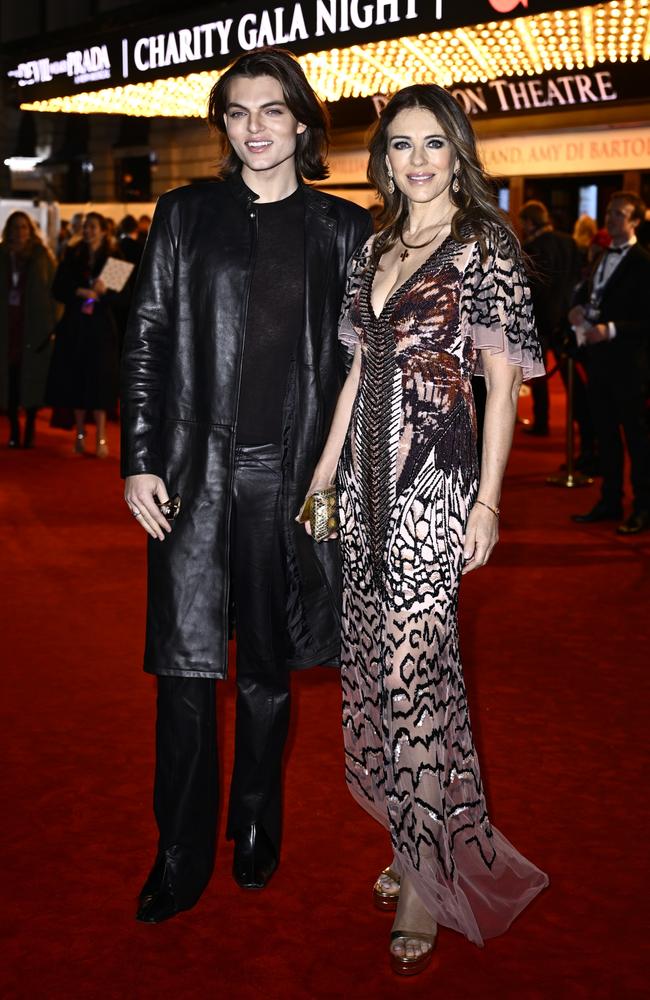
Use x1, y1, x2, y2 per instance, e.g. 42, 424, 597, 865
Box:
0, 209, 149, 456
1, 193, 649, 531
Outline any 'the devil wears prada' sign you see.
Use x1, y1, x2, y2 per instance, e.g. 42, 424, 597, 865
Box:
6, 1, 598, 101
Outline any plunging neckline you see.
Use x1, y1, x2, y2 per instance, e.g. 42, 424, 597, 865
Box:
368, 231, 455, 320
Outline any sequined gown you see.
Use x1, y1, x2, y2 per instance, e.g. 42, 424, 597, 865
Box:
337, 230, 548, 947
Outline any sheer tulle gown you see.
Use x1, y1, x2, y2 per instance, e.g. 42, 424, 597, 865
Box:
337, 231, 548, 946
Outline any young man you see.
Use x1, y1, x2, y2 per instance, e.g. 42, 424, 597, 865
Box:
570, 191, 650, 533
121, 48, 372, 923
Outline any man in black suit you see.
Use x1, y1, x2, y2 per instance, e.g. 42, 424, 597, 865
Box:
519, 201, 586, 447
570, 192, 650, 534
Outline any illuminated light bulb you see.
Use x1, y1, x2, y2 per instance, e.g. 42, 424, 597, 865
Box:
16, 2, 650, 116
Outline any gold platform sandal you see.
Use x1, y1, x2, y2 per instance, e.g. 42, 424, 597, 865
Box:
372, 867, 401, 912
389, 927, 437, 977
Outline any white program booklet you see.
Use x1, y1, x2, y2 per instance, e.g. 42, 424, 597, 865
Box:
98, 257, 135, 292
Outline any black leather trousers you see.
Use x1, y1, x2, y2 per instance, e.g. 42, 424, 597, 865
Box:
153, 444, 290, 892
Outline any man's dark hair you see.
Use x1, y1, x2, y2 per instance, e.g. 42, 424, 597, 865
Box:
609, 190, 646, 223
207, 47, 330, 181
120, 214, 138, 236
519, 200, 551, 229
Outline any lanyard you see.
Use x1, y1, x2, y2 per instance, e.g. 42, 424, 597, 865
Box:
10, 252, 21, 287
8, 252, 23, 306
591, 246, 629, 307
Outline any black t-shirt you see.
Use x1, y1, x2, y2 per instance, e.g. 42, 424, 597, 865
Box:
236, 187, 305, 445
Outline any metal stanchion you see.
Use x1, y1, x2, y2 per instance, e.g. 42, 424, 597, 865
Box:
547, 356, 593, 488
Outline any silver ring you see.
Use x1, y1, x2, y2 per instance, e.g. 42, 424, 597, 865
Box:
132, 508, 141, 517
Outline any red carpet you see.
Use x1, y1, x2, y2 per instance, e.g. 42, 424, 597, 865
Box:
2, 390, 649, 1000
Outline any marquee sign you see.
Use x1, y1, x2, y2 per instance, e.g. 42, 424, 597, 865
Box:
5, 0, 598, 102
450, 67, 620, 116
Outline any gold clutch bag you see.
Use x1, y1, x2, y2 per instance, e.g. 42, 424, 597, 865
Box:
298, 485, 338, 542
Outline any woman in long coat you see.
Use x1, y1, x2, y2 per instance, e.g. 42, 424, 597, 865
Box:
47, 211, 122, 457
0, 212, 58, 448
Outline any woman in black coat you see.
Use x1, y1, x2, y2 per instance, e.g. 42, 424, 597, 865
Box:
47, 212, 122, 457
0, 211, 58, 448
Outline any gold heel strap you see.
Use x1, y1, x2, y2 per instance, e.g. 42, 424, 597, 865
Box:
391, 929, 437, 948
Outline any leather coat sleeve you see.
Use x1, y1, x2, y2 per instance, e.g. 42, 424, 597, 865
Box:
120, 196, 176, 479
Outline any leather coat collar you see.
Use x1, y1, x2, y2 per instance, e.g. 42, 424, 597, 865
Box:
225, 170, 332, 217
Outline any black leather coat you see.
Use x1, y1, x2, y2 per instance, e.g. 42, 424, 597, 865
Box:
121, 174, 372, 678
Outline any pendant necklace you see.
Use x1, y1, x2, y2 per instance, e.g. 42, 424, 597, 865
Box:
399, 222, 450, 261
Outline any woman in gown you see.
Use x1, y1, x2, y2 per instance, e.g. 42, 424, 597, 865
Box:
301, 85, 548, 975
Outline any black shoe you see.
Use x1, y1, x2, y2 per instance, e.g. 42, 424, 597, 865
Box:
572, 502, 623, 524
522, 424, 550, 437
136, 884, 181, 924
232, 823, 277, 890
617, 510, 650, 535
136, 847, 207, 924
138, 852, 166, 906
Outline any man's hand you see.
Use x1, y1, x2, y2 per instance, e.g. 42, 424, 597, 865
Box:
583, 323, 610, 345
568, 304, 586, 327
124, 474, 171, 540
462, 504, 499, 575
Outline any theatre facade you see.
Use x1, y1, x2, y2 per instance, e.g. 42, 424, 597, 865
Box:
2, 0, 650, 227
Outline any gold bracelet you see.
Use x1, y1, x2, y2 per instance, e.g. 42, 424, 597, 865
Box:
475, 499, 500, 518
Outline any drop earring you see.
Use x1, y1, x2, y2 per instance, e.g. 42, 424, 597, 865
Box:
385, 157, 395, 195
452, 173, 460, 195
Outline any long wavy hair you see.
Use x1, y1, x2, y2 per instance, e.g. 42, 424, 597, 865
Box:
1, 210, 52, 260
208, 47, 330, 181
368, 84, 520, 263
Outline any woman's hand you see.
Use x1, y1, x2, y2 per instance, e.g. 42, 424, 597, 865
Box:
93, 278, 107, 296
296, 345, 362, 541
297, 474, 337, 540
462, 503, 499, 575
124, 474, 172, 541
76, 286, 97, 299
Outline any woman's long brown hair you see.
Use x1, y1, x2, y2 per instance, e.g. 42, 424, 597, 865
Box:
367, 84, 521, 265
1, 211, 52, 260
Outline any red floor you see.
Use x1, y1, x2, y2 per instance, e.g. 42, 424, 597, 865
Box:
2, 388, 649, 1000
